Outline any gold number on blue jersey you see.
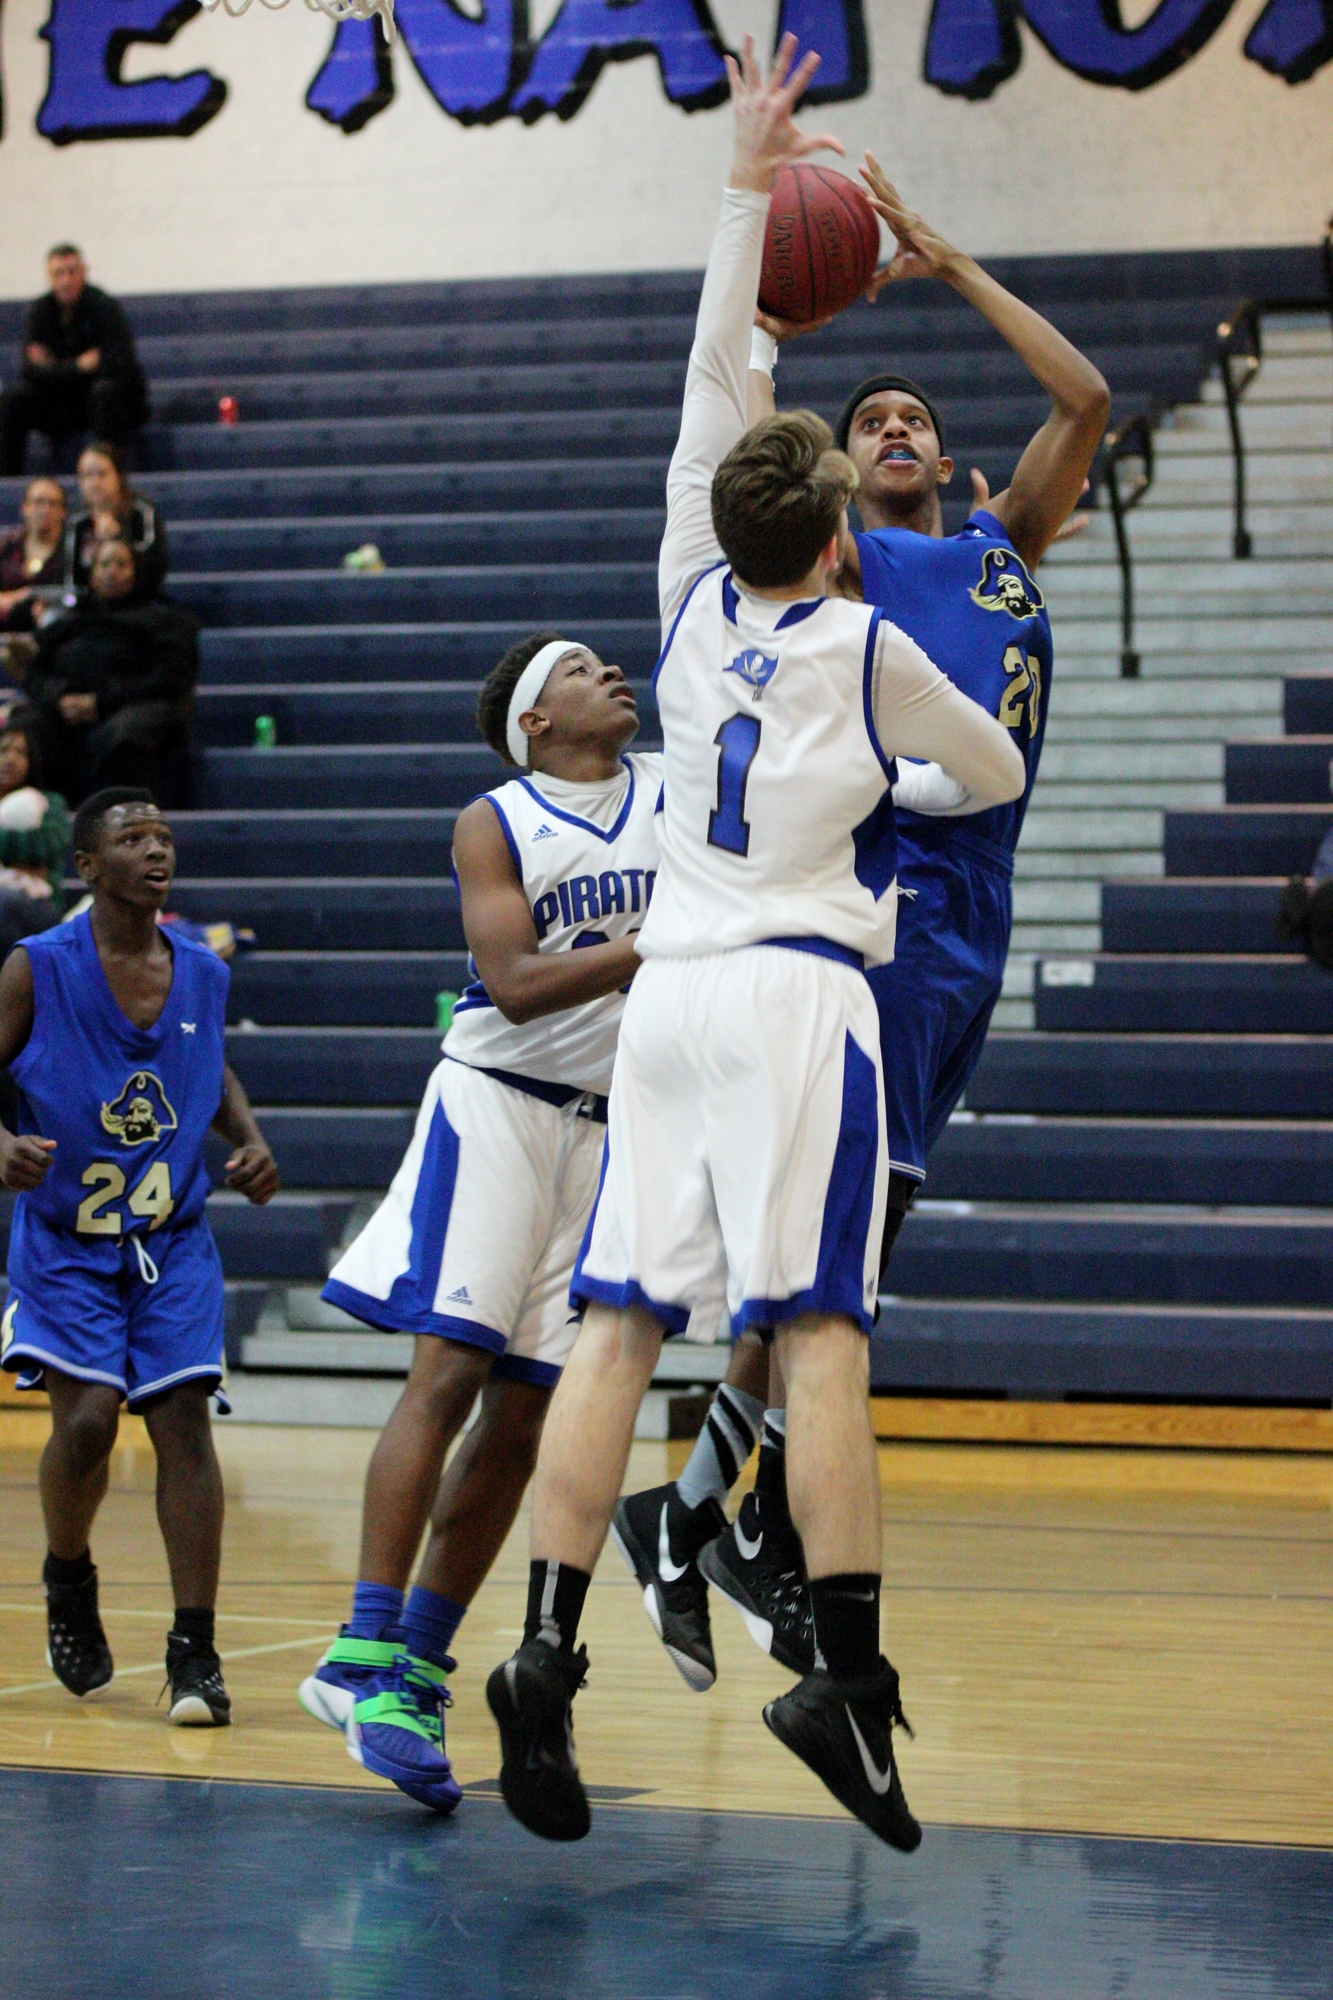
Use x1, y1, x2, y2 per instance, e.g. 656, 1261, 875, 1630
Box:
77, 1162, 125, 1235
128, 1161, 174, 1233
77, 1159, 175, 1236
998, 644, 1032, 732
1026, 653, 1043, 735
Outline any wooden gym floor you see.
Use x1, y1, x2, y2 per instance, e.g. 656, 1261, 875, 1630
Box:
2, 1407, 1330, 1997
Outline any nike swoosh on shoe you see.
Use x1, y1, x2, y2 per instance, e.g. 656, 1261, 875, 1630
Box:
658, 1503, 689, 1583
847, 1708, 895, 1796
734, 1521, 763, 1561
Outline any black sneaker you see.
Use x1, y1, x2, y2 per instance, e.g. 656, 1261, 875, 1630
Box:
764, 1656, 921, 1853
698, 1492, 815, 1675
163, 1633, 232, 1727
485, 1639, 591, 1843
610, 1482, 723, 1692
44, 1559, 113, 1698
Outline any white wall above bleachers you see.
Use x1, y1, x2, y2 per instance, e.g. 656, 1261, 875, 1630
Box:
0, 0, 1329, 297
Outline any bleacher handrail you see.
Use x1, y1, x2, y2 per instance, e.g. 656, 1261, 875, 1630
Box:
1102, 408, 1158, 679
1104, 233, 1333, 680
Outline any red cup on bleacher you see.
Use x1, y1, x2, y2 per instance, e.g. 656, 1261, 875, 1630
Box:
218, 395, 239, 425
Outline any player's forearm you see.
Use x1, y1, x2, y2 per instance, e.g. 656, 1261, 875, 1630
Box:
481, 936, 641, 1026
944, 256, 1108, 420
660, 190, 770, 622
878, 648, 1025, 811
211, 1066, 265, 1149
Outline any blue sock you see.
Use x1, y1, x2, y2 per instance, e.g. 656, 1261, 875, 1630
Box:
347, 1582, 403, 1642
402, 1585, 466, 1668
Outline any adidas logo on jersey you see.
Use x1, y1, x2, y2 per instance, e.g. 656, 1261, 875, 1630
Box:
445, 1285, 473, 1304
531, 824, 558, 841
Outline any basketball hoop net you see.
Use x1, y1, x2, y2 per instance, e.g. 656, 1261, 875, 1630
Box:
198, 0, 396, 41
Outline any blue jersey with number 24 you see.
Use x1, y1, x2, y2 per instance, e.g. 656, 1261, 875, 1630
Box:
9, 911, 228, 1243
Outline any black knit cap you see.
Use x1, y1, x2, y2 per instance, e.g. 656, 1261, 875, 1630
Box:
835, 373, 946, 453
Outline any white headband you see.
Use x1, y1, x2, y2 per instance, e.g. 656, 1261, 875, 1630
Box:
505, 641, 584, 768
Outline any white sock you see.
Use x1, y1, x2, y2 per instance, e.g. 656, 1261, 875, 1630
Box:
676, 1383, 764, 1511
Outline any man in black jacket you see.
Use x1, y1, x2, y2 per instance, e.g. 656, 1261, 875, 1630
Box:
0, 246, 149, 475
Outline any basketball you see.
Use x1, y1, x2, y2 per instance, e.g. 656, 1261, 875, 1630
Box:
759, 164, 881, 324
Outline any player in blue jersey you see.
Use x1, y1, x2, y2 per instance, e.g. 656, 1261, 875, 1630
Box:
0, 787, 278, 1725
627, 158, 1110, 1678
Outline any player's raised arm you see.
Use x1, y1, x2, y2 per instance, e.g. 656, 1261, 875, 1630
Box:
0, 946, 55, 1191
453, 798, 641, 1025
859, 158, 1109, 566
212, 1065, 279, 1205
872, 621, 1026, 811
658, 34, 842, 629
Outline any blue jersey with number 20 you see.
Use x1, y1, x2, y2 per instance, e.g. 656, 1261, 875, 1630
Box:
9, 911, 228, 1242
855, 508, 1054, 857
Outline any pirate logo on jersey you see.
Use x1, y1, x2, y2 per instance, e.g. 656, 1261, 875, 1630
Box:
100, 1071, 178, 1147
969, 546, 1044, 620
724, 648, 779, 699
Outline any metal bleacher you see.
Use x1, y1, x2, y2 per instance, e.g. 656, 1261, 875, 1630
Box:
0, 244, 1328, 1424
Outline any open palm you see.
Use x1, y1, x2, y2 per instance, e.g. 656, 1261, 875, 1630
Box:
726, 32, 844, 193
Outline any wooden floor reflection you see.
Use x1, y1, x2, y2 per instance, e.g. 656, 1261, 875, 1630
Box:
1, 1408, 1330, 1848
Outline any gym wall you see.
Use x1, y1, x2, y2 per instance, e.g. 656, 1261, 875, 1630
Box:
0, 0, 1329, 298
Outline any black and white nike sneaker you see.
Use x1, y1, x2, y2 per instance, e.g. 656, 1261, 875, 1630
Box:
699, 1492, 816, 1675
610, 1483, 724, 1692
164, 1634, 232, 1727
44, 1559, 113, 1698
486, 1639, 591, 1842
764, 1656, 921, 1853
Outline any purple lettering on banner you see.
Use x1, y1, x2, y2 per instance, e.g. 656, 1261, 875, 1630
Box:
309, 1, 522, 132
306, 17, 394, 133
38, 0, 226, 145
1244, 0, 1333, 83
924, 0, 1240, 100
775, 0, 870, 103
509, 0, 728, 121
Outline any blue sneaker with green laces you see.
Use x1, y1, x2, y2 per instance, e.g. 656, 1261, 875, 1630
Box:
298, 1630, 402, 1734
348, 1651, 462, 1814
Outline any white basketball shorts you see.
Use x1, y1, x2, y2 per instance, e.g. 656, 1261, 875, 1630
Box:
572, 946, 888, 1338
323, 1058, 606, 1385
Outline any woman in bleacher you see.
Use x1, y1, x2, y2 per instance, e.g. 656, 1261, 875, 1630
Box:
64, 441, 167, 599
0, 478, 67, 633
24, 538, 197, 807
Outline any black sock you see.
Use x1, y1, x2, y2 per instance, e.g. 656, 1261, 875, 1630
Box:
810, 1573, 881, 1680
524, 1560, 591, 1653
44, 1548, 94, 1589
171, 1607, 215, 1649
754, 1414, 789, 1519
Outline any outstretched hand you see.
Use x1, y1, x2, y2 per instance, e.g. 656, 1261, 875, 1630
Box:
726, 32, 844, 197
859, 154, 962, 287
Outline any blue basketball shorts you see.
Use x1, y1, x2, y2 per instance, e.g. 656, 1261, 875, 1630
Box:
1, 1207, 228, 1411
868, 839, 1012, 1184
323, 1058, 607, 1388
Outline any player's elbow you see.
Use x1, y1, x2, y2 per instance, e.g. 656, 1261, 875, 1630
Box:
1074, 370, 1111, 428
987, 736, 1028, 807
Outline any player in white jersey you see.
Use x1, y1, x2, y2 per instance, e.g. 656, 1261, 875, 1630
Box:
296, 630, 661, 1813
486, 36, 1025, 1851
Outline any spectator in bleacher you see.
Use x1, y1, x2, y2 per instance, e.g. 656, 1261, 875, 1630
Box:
0, 247, 148, 478
0, 478, 67, 633
0, 714, 69, 959
22, 539, 198, 807
65, 442, 167, 599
